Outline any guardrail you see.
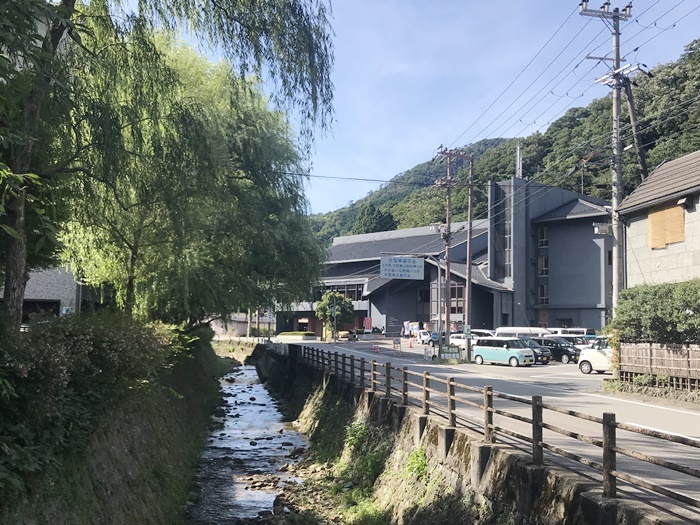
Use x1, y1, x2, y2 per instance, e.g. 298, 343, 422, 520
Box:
300, 346, 700, 511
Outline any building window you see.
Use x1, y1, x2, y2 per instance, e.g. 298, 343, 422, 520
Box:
608, 250, 612, 266
537, 255, 549, 277
649, 204, 685, 249
538, 284, 549, 305
538, 227, 548, 248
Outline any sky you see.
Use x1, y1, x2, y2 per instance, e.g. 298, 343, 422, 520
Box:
302, 1, 700, 215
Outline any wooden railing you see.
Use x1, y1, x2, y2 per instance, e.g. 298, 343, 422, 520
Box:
300, 346, 700, 512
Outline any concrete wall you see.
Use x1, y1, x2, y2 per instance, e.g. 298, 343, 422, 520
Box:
539, 219, 611, 330
625, 204, 700, 287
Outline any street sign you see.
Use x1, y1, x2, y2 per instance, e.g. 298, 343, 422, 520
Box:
379, 256, 424, 280
464, 324, 471, 337
430, 332, 440, 342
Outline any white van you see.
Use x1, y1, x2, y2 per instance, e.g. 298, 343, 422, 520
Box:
548, 327, 596, 337
494, 326, 552, 338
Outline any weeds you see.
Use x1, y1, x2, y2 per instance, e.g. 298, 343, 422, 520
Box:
406, 448, 428, 481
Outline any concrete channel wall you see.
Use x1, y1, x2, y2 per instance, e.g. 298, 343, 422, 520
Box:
257, 345, 678, 525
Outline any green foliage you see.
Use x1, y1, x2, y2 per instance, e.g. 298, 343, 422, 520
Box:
350, 203, 396, 234
58, 32, 324, 325
345, 423, 369, 449
406, 447, 428, 481
610, 279, 700, 343
315, 291, 354, 337
0, 313, 185, 498
632, 374, 655, 387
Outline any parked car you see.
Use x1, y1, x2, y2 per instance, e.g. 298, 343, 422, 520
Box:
449, 333, 468, 349
416, 330, 432, 345
521, 338, 551, 364
472, 337, 535, 367
470, 329, 495, 339
589, 335, 611, 350
494, 326, 552, 338
533, 337, 579, 364
555, 334, 591, 351
578, 345, 613, 374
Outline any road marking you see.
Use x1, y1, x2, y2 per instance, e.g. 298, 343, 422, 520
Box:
625, 424, 700, 443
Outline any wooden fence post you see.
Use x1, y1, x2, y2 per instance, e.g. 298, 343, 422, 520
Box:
334, 352, 339, 376
422, 371, 430, 415
371, 361, 377, 392
532, 395, 543, 465
484, 386, 493, 442
385, 363, 392, 398
448, 377, 456, 427
350, 355, 355, 384
342, 354, 347, 381
360, 358, 366, 389
402, 367, 408, 405
603, 412, 617, 497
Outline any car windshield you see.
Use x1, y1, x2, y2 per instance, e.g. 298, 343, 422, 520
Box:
521, 338, 540, 349
507, 339, 527, 349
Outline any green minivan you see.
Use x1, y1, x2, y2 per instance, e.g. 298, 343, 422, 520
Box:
473, 337, 535, 367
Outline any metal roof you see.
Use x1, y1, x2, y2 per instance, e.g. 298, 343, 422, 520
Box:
532, 198, 609, 223
326, 220, 489, 263
619, 150, 700, 215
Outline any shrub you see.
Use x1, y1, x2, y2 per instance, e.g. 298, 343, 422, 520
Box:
0, 312, 185, 497
611, 279, 700, 343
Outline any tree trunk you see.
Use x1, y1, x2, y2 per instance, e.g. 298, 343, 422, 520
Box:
124, 245, 139, 316
2, 191, 29, 331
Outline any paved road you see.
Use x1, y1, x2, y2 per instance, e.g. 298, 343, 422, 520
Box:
277, 337, 700, 523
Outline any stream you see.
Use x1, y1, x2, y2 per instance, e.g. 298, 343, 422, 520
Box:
185, 365, 308, 524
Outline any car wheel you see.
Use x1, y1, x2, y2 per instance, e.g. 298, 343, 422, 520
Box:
475, 355, 484, 365
579, 361, 592, 374
509, 356, 519, 367
561, 354, 570, 364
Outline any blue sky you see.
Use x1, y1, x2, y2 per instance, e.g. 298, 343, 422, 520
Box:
302, 1, 700, 214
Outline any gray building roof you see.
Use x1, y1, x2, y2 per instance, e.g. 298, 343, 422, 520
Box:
327, 220, 489, 263
532, 198, 609, 223
448, 261, 511, 291
619, 150, 700, 215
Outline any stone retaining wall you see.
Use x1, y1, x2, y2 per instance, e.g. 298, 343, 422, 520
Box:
260, 346, 682, 525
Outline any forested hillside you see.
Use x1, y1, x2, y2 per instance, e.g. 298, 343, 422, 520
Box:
312, 38, 700, 246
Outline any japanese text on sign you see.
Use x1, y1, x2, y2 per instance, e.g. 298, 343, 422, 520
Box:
379, 256, 424, 280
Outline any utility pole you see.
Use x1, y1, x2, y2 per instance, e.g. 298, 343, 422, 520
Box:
580, 1, 631, 313
465, 156, 475, 363
435, 146, 474, 359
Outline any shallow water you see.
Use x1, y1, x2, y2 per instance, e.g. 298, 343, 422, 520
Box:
186, 365, 307, 523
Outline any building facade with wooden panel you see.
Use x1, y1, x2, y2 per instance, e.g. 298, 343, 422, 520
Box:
619, 150, 700, 287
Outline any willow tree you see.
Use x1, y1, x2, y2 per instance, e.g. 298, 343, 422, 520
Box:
60, 36, 324, 326
0, 0, 333, 330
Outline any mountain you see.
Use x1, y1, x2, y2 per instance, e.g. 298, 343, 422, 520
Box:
311, 39, 700, 246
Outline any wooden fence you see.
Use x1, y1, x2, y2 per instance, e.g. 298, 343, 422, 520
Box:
620, 342, 700, 391
301, 346, 700, 512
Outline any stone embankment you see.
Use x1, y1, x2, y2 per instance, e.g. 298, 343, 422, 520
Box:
256, 345, 682, 525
